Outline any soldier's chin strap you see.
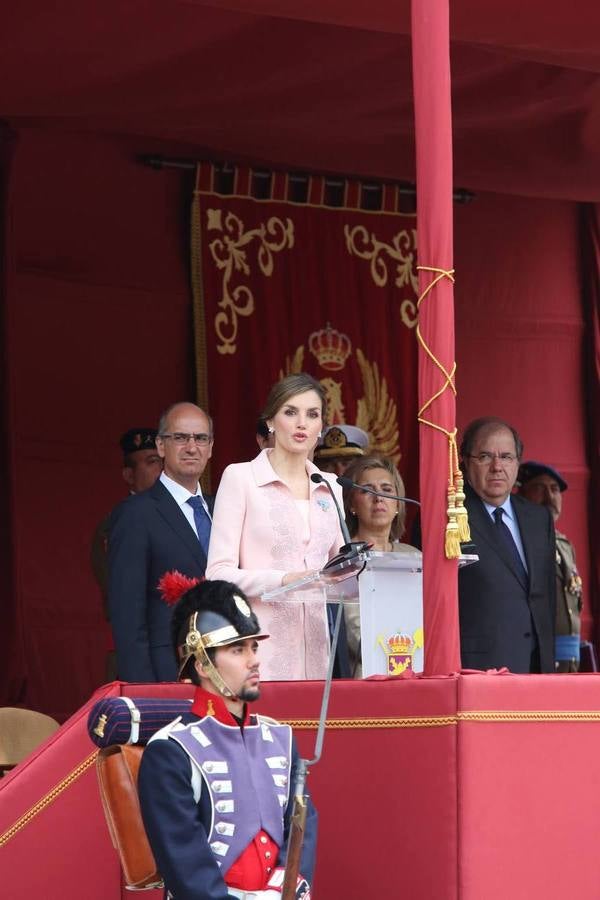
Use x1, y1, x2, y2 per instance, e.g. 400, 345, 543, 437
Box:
182, 612, 239, 700
195, 646, 238, 700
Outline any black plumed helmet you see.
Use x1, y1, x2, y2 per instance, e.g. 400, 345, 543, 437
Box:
171, 580, 269, 678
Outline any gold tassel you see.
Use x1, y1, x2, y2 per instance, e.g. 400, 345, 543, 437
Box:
445, 486, 461, 559
454, 472, 470, 542
445, 520, 461, 559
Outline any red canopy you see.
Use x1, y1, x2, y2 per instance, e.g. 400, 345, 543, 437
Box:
1, 2, 600, 199
0, 3, 597, 704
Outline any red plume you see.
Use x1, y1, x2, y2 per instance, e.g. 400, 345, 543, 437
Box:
157, 570, 203, 606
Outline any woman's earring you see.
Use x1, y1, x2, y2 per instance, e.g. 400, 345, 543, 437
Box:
268, 426, 274, 434
318, 431, 322, 438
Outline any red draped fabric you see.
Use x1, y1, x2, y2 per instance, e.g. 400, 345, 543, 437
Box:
0, 131, 591, 723
191, 163, 419, 506
581, 205, 600, 646
411, 0, 460, 673
0, 124, 24, 705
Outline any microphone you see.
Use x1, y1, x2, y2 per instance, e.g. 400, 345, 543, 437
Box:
310, 473, 369, 559
336, 475, 421, 507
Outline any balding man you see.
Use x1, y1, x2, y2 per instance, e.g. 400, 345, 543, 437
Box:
458, 417, 556, 674
108, 403, 214, 682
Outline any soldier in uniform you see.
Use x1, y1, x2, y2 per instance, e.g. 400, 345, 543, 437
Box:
90, 428, 162, 679
138, 578, 316, 899
91, 427, 162, 607
518, 461, 584, 672
314, 424, 369, 477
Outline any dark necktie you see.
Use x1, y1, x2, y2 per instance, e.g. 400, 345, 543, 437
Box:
186, 496, 211, 557
492, 507, 528, 586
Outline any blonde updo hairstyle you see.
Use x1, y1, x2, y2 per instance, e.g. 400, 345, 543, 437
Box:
343, 455, 407, 541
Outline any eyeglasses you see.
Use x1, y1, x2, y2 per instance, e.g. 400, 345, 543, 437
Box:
160, 432, 212, 446
466, 452, 517, 465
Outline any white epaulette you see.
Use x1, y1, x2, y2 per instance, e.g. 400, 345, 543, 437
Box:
256, 714, 285, 727
147, 716, 203, 802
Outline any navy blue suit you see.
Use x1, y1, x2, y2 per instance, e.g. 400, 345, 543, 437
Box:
458, 486, 556, 673
108, 480, 213, 682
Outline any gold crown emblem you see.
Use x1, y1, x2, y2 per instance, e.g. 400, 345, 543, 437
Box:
387, 633, 414, 655
308, 323, 352, 371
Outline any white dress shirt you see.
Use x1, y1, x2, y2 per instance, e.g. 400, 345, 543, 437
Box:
483, 496, 528, 571
159, 471, 212, 540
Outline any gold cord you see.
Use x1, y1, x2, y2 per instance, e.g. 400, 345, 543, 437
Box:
415, 265, 470, 557
0, 752, 97, 849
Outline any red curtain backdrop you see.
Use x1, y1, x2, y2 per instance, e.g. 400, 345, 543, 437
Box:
581, 204, 600, 644
0, 123, 22, 703
0, 127, 592, 723
2, 129, 196, 720
454, 193, 591, 640
191, 163, 419, 502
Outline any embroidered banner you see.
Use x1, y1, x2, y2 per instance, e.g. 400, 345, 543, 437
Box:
191, 163, 419, 501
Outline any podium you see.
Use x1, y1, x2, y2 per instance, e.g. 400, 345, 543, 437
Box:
262, 549, 425, 677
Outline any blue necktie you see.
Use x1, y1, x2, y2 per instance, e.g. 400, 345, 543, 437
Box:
492, 507, 528, 586
186, 496, 211, 557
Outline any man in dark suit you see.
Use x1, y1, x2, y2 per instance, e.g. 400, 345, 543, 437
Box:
458, 417, 556, 673
109, 402, 214, 682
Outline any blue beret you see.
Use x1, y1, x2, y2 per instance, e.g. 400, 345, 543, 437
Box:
518, 460, 567, 492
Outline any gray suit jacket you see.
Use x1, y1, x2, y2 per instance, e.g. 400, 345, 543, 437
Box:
458, 486, 556, 673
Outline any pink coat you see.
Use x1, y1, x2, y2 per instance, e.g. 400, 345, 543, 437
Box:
206, 449, 344, 680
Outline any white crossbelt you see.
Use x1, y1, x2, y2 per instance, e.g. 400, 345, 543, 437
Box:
228, 890, 267, 900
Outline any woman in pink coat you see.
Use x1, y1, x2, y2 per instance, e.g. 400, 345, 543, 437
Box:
206, 373, 344, 680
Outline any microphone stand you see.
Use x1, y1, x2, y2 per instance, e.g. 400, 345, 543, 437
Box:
281, 472, 367, 898
280, 596, 345, 900
336, 475, 421, 507
309, 472, 369, 560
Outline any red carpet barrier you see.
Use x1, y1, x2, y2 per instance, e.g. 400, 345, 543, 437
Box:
2, 674, 600, 899
0, 682, 122, 899
457, 673, 600, 899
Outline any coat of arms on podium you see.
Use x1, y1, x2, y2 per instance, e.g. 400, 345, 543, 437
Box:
377, 628, 424, 676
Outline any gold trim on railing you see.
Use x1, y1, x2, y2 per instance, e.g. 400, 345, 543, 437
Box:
284, 709, 600, 729
0, 751, 97, 848
282, 715, 457, 729
1, 708, 598, 848
458, 710, 600, 723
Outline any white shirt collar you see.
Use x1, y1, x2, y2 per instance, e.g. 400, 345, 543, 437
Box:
160, 471, 204, 507
483, 495, 515, 522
